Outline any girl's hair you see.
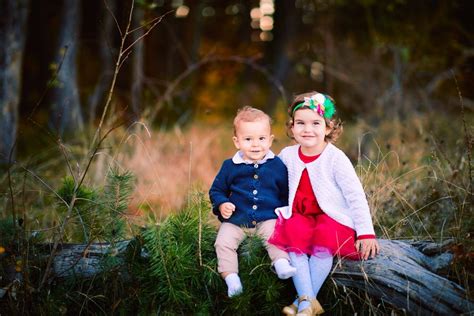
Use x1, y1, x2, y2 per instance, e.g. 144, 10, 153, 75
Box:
233, 106, 272, 135
287, 91, 343, 142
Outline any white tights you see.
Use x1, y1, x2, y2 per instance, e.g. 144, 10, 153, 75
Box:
289, 249, 333, 310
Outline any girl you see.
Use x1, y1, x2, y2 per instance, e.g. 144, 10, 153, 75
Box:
269, 92, 379, 315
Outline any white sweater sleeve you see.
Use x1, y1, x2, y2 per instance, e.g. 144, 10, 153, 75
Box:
333, 152, 375, 236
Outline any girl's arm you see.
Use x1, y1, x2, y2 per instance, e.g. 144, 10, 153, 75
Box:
333, 152, 380, 258
333, 152, 376, 236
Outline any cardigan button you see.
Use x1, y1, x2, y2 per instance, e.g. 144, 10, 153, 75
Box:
253, 190, 258, 195
254, 164, 259, 168
253, 174, 259, 179
252, 205, 257, 210
252, 220, 257, 225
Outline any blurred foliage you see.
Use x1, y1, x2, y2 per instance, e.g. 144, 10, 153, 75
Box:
55, 169, 134, 243
0, 0, 472, 313
17, 0, 473, 139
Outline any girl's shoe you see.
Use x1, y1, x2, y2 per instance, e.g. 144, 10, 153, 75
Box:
295, 296, 313, 316
282, 303, 298, 316
311, 299, 324, 315
295, 296, 325, 316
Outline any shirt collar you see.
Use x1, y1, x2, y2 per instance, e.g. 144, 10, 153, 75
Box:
232, 150, 275, 165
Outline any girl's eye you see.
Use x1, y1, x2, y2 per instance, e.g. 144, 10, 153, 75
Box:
244, 138, 251, 141
296, 121, 304, 125
259, 137, 266, 141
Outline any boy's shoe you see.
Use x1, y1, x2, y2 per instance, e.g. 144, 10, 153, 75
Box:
274, 258, 297, 279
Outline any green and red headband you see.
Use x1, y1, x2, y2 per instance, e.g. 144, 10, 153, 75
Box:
292, 93, 335, 119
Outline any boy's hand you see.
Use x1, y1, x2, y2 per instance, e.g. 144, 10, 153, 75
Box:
219, 202, 235, 219
355, 239, 380, 260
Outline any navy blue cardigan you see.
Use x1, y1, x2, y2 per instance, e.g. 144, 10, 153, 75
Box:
209, 156, 289, 227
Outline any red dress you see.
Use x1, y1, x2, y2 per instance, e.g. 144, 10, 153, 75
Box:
269, 149, 370, 260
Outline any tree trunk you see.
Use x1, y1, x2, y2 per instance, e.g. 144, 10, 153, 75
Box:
130, 6, 145, 120
87, 0, 116, 124
49, 0, 84, 136
0, 0, 28, 163
44, 239, 473, 315
264, 0, 297, 115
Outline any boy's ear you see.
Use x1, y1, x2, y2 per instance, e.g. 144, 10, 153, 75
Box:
232, 136, 240, 149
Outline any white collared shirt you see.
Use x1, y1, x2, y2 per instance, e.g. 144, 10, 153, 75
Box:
232, 150, 276, 165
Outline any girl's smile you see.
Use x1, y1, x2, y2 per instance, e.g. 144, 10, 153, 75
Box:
291, 109, 331, 156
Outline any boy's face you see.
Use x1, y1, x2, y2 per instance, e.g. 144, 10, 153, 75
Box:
233, 119, 274, 162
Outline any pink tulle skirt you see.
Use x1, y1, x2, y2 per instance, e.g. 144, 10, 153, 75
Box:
269, 212, 361, 260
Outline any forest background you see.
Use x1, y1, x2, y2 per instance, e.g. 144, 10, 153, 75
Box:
0, 0, 473, 314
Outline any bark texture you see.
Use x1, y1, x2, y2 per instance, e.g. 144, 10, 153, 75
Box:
0, 0, 28, 163
47, 239, 473, 315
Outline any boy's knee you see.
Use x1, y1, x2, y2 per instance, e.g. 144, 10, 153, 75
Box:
214, 237, 237, 251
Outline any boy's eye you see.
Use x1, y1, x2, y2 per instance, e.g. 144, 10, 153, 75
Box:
259, 137, 266, 141
244, 138, 251, 141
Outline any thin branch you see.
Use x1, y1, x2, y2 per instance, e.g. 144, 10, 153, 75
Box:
122, 10, 174, 57
28, 46, 69, 120
7, 141, 18, 247
452, 71, 473, 201
103, 0, 122, 38
146, 55, 287, 123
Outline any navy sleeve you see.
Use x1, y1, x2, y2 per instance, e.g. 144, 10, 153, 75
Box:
209, 160, 232, 216
277, 159, 289, 206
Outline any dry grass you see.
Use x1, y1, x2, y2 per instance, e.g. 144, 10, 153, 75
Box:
87, 111, 472, 248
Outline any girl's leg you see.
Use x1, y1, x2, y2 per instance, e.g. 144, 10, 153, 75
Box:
289, 252, 315, 312
309, 249, 333, 296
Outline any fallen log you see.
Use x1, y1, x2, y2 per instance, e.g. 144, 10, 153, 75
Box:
333, 239, 472, 315
29, 239, 474, 314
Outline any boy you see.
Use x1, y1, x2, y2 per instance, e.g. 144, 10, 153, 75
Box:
210, 106, 296, 297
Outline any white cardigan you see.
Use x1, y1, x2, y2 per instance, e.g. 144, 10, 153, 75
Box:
276, 143, 375, 237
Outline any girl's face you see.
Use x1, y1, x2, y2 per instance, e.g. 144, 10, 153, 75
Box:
291, 109, 331, 155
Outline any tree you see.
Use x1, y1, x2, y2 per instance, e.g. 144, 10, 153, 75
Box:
49, 0, 84, 136
87, 0, 117, 124
0, 0, 28, 163
131, 4, 145, 119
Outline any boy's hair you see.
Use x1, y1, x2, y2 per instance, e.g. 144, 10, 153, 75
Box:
287, 91, 343, 142
233, 106, 272, 135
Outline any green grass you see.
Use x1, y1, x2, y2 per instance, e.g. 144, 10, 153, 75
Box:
0, 111, 472, 314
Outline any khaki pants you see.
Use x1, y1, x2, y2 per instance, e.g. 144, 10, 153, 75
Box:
214, 220, 289, 274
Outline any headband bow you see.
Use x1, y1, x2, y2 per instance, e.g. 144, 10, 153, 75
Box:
292, 93, 335, 118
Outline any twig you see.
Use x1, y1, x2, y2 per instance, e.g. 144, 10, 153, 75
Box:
91, 1, 167, 149
121, 11, 174, 57
7, 141, 17, 246
38, 193, 77, 290
452, 71, 473, 200
104, 0, 122, 38
146, 55, 287, 123
92, 0, 135, 148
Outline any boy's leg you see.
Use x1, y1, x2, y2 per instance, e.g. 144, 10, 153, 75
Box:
256, 219, 296, 279
215, 222, 246, 297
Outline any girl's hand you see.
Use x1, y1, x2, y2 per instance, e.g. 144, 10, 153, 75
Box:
219, 202, 236, 219
355, 238, 380, 260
